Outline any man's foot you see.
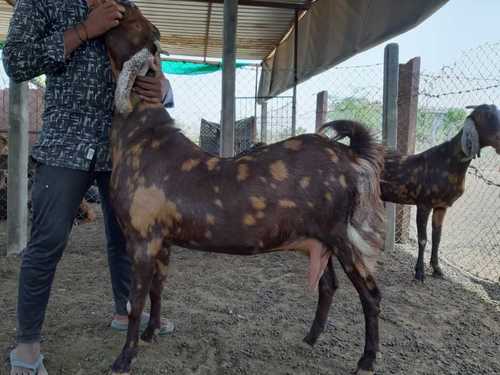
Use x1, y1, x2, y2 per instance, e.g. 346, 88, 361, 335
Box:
111, 313, 174, 336
10, 343, 48, 375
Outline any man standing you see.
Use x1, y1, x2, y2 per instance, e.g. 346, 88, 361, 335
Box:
3, 1, 174, 374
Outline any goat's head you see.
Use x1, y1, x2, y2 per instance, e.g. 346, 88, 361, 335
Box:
104, 1, 162, 115
461, 104, 500, 158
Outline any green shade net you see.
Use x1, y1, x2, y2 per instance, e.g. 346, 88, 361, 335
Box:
0, 42, 249, 75
161, 60, 249, 75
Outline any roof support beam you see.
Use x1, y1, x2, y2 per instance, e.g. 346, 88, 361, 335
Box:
220, 0, 238, 157
172, 0, 309, 10
203, 2, 213, 62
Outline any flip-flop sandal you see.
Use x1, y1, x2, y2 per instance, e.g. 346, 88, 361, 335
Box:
9, 350, 45, 375
111, 313, 174, 336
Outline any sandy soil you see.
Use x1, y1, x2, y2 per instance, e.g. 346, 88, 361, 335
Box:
1, 214, 499, 375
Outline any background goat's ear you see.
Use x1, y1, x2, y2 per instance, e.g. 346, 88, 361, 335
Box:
461, 118, 480, 158
115, 48, 152, 115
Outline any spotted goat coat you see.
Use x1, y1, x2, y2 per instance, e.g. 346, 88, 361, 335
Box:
381, 104, 500, 281
104, 2, 387, 375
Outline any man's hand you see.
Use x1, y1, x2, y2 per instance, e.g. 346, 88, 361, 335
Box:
83, 0, 126, 40
133, 55, 168, 104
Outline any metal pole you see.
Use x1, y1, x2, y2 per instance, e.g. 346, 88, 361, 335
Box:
315, 90, 328, 132
382, 43, 399, 252
6, 80, 29, 256
220, 0, 238, 157
291, 10, 298, 137
261, 101, 268, 143
254, 65, 258, 121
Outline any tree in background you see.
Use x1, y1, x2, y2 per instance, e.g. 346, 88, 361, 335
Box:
327, 96, 468, 149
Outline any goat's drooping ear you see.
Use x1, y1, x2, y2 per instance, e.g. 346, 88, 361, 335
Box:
461, 117, 480, 159
114, 48, 152, 116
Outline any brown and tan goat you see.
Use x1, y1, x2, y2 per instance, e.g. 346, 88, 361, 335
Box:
105, 3, 386, 374
381, 104, 500, 281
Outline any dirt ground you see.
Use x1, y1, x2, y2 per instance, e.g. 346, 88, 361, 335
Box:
1, 215, 499, 375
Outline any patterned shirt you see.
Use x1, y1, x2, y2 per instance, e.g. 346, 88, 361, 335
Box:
3, 0, 172, 171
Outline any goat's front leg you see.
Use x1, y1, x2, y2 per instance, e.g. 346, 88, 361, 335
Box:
338, 254, 381, 375
430, 207, 447, 278
415, 205, 432, 282
112, 243, 155, 375
304, 256, 338, 346
141, 245, 171, 343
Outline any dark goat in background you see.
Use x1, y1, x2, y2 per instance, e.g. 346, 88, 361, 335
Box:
381, 104, 500, 281
103, 3, 386, 374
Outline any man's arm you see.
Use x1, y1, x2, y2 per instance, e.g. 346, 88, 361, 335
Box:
3, 0, 124, 83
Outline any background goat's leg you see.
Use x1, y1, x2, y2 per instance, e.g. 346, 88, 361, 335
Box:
415, 205, 432, 282
141, 245, 171, 343
338, 254, 381, 375
430, 207, 447, 278
303, 256, 338, 346
112, 246, 155, 374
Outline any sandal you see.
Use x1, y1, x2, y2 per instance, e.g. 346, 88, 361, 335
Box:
9, 350, 46, 375
110, 313, 174, 336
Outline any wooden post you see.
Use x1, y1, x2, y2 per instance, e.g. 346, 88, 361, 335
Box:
220, 0, 238, 157
382, 43, 399, 252
291, 10, 298, 136
315, 90, 328, 132
6, 80, 29, 256
396, 57, 421, 243
261, 101, 268, 143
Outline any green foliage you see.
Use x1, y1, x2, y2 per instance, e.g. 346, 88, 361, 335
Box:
327, 97, 382, 133
327, 97, 467, 146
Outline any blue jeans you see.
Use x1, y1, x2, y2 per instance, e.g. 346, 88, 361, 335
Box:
16, 163, 130, 343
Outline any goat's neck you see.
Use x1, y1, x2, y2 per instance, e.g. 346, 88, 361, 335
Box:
446, 130, 473, 172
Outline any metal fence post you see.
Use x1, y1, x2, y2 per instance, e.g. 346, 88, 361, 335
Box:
261, 101, 268, 143
396, 57, 420, 243
6, 80, 29, 256
382, 43, 399, 252
315, 90, 328, 132
220, 0, 238, 157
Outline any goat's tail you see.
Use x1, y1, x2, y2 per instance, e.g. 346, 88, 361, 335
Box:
319, 120, 382, 166
320, 120, 386, 272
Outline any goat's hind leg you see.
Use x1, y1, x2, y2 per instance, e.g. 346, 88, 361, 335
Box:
112, 241, 155, 375
337, 251, 381, 375
430, 207, 447, 278
304, 256, 338, 346
415, 205, 432, 282
141, 245, 171, 343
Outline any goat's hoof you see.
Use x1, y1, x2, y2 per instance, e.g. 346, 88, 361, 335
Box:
111, 349, 135, 375
356, 368, 375, 375
432, 267, 444, 278
140, 326, 161, 344
355, 369, 374, 375
414, 272, 425, 283
302, 333, 318, 347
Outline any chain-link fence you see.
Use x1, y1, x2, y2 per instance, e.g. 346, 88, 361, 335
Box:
405, 42, 500, 282
1, 42, 499, 282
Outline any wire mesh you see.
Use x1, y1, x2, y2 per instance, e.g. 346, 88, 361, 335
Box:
403, 42, 500, 282
1, 41, 498, 282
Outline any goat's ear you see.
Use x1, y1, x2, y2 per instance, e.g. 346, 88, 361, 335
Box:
114, 48, 152, 116
461, 118, 480, 159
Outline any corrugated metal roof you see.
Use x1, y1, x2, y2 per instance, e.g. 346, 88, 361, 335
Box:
0, 0, 310, 61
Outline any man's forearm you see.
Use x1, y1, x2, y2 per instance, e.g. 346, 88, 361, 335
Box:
64, 25, 87, 58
